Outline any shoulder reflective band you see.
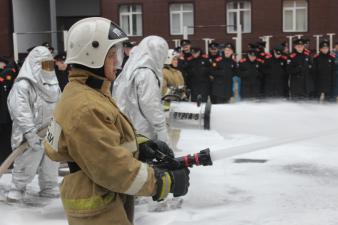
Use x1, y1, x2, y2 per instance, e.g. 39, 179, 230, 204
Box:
159, 172, 172, 200
62, 192, 115, 211
125, 163, 148, 195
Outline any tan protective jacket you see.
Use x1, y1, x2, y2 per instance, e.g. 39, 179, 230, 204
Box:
162, 66, 185, 96
44, 69, 157, 225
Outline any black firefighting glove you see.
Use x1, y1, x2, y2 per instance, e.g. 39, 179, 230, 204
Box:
137, 135, 175, 162
169, 168, 190, 197
152, 167, 190, 201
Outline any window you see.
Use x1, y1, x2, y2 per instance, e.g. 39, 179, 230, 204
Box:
170, 3, 194, 35
227, 1, 251, 33
119, 5, 143, 36
283, 0, 308, 32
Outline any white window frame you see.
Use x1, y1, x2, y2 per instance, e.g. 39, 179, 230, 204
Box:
283, 0, 308, 32
170, 3, 194, 35
119, 5, 143, 36
226, 1, 252, 34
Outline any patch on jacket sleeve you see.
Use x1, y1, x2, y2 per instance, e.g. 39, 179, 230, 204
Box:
45, 118, 62, 151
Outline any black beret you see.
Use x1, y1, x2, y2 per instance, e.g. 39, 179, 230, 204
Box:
42, 42, 54, 51
255, 41, 266, 48
191, 47, 201, 54
123, 41, 136, 48
180, 39, 191, 46
273, 44, 285, 53
319, 40, 330, 48
223, 43, 235, 51
293, 38, 307, 45
248, 43, 259, 50
54, 52, 67, 61
208, 42, 219, 49
247, 49, 257, 56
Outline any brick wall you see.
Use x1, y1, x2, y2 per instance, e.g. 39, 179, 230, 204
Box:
102, 0, 338, 51
0, 0, 13, 58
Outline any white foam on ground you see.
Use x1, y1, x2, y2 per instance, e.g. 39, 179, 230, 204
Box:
1, 101, 338, 225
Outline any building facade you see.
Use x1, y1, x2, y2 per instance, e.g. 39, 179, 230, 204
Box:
0, 0, 101, 59
0, 0, 13, 57
1, 0, 338, 58
101, 0, 338, 52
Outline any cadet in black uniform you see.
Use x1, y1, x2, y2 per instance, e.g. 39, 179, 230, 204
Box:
312, 40, 336, 101
121, 41, 135, 69
207, 42, 221, 102
186, 48, 211, 102
262, 45, 289, 98
281, 41, 290, 55
0, 61, 18, 165
178, 39, 193, 69
115, 41, 136, 79
249, 41, 267, 96
287, 38, 314, 100
54, 52, 69, 91
303, 38, 313, 56
178, 39, 193, 88
210, 43, 237, 104
238, 50, 263, 99
249, 41, 267, 61
208, 42, 220, 65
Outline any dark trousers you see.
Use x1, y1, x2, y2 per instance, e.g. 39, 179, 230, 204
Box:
211, 95, 229, 104
0, 123, 12, 165
335, 72, 338, 97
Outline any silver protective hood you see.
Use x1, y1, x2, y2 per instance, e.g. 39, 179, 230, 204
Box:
16, 46, 59, 102
121, 36, 169, 82
113, 36, 169, 142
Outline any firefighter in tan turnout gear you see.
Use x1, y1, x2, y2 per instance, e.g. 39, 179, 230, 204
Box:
44, 17, 190, 225
162, 49, 186, 97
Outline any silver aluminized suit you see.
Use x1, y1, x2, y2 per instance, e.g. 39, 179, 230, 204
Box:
7, 46, 60, 192
113, 36, 169, 143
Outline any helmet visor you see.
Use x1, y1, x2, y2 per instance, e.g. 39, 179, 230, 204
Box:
41, 60, 55, 71
115, 43, 124, 70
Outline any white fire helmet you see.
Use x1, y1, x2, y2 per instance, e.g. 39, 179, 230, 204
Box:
65, 17, 128, 69
165, 49, 179, 65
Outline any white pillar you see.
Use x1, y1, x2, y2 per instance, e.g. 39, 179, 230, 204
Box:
327, 33, 336, 52
313, 35, 323, 54
63, 30, 68, 52
202, 38, 214, 55
183, 26, 189, 40
286, 36, 294, 53
50, 0, 57, 53
295, 34, 303, 39
13, 33, 19, 63
236, 24, 242, 61
172, 39, 181, 48
235, 10, 243, 61
260, 35, 273, 53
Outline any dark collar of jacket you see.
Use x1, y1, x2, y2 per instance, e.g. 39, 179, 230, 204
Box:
68, 68, 111, 97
